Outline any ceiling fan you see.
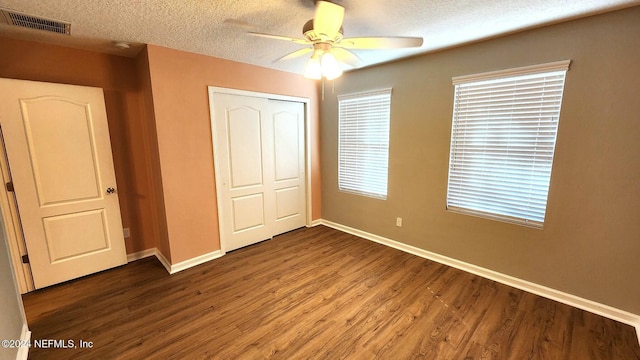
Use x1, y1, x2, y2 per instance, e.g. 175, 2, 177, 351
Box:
249, 1, 423, 80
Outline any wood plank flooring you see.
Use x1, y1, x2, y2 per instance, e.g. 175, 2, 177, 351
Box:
22, 225, 640, 359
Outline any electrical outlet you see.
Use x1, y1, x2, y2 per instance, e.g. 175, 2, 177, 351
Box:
123, 228, 131, 238
396, 217, 403, 227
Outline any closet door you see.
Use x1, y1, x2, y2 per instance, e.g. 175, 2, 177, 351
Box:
269, 100, 306, 236
211, 93, 306, 252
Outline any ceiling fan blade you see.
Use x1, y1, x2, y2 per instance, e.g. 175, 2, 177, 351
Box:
274, 47, 314, 62
248, 32, 310, 45
331, 47, 363, 68
338, 36, 424, 49
314, 1, 345, 39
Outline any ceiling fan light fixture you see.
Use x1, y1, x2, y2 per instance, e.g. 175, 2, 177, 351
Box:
253, 0, 422, 81
320, 52, 343, 80
304, 54, 322, 80
304, 47, 342, 80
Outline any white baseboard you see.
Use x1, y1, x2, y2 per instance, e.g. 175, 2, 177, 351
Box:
16, 323, 31, 360
126, 249, 157, 262
127, 248, 225, 274
168, 250, 225, 274
153, 249, 173, 274
127, 248, 171, 273
309, 219, 323, 227
320, 219, 640, 344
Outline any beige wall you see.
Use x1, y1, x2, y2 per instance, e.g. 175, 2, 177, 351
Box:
144, 45, 321, 263
320, 7, 640, 314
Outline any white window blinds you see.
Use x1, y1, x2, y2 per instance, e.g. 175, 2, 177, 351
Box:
338, 89, 391, 199
447, 61, 570, 228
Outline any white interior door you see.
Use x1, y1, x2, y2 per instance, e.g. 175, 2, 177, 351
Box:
0, 78, 127, 289
270, 100, 307, 236
211, 93, 306, 252
212, 94, 273, 251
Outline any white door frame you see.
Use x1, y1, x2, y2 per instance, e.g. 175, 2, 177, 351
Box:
208, 87, 312, 253
0, 129, 35, 294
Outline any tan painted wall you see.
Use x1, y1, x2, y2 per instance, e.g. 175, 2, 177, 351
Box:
0, 37, 321, 265
134, 47, 172, 260
145, 45, 321, 263
320, 7, 640, 314
0, 37, 158, 254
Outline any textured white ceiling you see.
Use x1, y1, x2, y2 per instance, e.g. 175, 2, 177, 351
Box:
1, 0, 638, 75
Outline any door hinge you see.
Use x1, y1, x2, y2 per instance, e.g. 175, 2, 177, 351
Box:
5, 181, 14, 192
21, 254, 29, 264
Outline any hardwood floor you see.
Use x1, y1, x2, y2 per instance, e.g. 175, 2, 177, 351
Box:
23, 225, 640, 359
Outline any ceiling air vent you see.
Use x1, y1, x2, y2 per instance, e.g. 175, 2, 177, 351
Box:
1, 9, 70, 35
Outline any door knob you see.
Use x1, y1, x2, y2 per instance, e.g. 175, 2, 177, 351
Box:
106, 187, 116, 194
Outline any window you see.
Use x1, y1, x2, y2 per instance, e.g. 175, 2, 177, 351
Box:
338, 89, 391, 199
447, 60, 570, 228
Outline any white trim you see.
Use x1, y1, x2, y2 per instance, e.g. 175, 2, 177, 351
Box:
154, 249, 172, 274
320, 219, 640, 344
304, 99, 313, 227
452, 60, 571, 85
308, 219, 323, 227
0, 151, 35, 294
208, 90, 227, 253
16, 323, 31, 360
126, 249, 157, 262
168, 250, 225, 274
337, 87, 392, 101
207, 87, 309, 104
127, 248, 226, 274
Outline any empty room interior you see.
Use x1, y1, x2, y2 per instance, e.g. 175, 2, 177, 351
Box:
0, 1, 639, 359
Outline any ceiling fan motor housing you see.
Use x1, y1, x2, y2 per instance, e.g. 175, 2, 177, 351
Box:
303, 19, 343, 43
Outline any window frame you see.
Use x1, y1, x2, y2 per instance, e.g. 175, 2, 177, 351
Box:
337, 88, 392, 200
446, 60, 571, 228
